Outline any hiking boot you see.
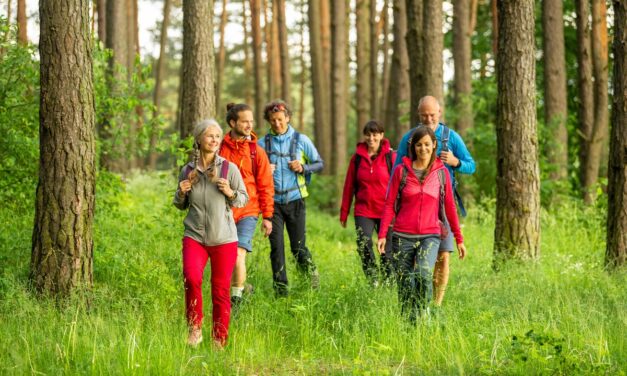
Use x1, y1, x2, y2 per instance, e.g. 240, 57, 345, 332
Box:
230, 295, 243, 308
310, 270, 320, 289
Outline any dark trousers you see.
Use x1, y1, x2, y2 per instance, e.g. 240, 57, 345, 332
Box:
391, 234, 440, 321
269, 199, 316, 293
354, 216, 393, 282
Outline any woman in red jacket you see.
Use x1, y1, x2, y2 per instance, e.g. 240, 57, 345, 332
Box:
340, 120, 396, 286
377, 126, 466, 322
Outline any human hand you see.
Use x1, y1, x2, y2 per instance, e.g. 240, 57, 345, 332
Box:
288, 160, 304, 173
439, 150, 459, 168
457, 242, 466, 260
377, 238, 386, 255
270, 164, 276, 174
179, 180, 192, 197
261, 219, 272, 237
340, 220, 347, 228
215, 178, 233, 197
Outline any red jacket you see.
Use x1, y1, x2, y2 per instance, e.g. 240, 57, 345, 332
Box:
340, 139, 396, 222
219, 131, 274, 222
378, 157, 463, 244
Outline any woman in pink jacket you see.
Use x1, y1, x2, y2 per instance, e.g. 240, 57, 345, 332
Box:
340, 120, 396, 286
377, 126, 466, 322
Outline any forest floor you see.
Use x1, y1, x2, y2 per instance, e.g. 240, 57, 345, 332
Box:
0, 172, 625, 375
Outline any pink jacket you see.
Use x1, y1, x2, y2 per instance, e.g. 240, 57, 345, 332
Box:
378, 156, 463, 244
340, 139, 396, 222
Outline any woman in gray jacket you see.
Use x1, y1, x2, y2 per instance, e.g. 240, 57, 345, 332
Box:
174, 119, 248, 348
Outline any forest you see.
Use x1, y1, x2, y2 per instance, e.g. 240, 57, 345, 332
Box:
0, 0, 625, 374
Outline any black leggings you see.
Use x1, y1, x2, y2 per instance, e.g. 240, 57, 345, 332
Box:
354, 216, 393, 282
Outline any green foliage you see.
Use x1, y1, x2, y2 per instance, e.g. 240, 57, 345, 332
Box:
0, 18, 39, 210
1, 174, 625, 374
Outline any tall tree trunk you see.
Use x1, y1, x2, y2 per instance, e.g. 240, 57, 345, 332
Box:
270, 0, 282, 98
370, 0, 378, 119
494, 0, 540, 265
128, 0, 141, 169
422, 0, 443, 106
308, 0, 331, 173
491, 0, 498, 58
575, 0, 595, 203
298, 0, 306, 131
97, 0, 106, 43
103, 0, 130, 172
177, 0, 215, 140
605, 0, 627, 269
542, 0, 568, 182
320, 0, 331, 80
276, 0, 290, 102
453, 0, 473, 139
263, 0, 276, 99
148, 0, 172, 169
469, 0, 478, 34
242, 0, 253, 105
216, 0, 228, 116
331, 0, 348, 176
356, 0, 372, 132
379, 0, 391, 120
405, 0, 423, 126
33, 0, 96, 295
251, 0, 264, 127
386, 0, 410, 145
17, 0, 26, 45
586, 0, 609, 199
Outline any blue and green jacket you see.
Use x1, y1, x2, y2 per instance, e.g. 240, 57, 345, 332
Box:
258, 125, 324, 204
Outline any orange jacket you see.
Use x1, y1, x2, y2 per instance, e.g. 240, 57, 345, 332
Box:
219, 131, 274, 222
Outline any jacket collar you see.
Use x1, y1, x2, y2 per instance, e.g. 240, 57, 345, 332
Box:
355, 138, 391, 159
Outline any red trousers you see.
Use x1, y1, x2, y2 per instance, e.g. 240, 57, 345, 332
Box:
182, 237, 237, 345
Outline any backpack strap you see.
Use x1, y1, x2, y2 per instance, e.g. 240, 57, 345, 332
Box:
385, 151, 393, 174
437, 169, 448, 225
352, 154, 362, 194
440, 125, 450, 152
290, 131, 301, 161
220, 160, 229, 179
394, 165, 409, 214
264, 134, 272, 156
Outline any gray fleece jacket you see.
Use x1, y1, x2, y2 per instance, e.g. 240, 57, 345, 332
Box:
173, 155, 249, 246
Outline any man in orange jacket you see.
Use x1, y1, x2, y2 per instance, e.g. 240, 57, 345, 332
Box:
220, 103, 275, 306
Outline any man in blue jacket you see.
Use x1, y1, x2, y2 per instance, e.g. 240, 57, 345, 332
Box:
395, 95, 476, 308
258, 100, 324, 296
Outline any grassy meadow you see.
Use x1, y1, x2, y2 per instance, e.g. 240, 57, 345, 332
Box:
0, 173, 625, 375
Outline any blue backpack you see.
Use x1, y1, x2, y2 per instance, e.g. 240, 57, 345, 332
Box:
264, 131, 313, 185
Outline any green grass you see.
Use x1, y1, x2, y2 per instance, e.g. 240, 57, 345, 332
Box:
0, 173, 625, 375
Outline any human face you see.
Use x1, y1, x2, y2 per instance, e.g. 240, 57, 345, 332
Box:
364, 131, 384, 152
230, 110, 254, 138
413, 134, 436, 164
268, 111, 290, 134
418, 100, 441, 130
198, 125, 222, 154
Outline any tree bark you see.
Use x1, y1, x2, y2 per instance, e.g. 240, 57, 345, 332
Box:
148, 0, 172, 169
491, 0, 498, 58
605, 0, 627, 269
270, 0, 282, 98
250, 0, 264, 127
405, 0, 423, 126
422, 0, 443, 106
453, 0, 473, 139
379, 0, 391, 120
242, 0, 253, 105
542, 0, 568, 181
97, 0, 106, 43
575, 0, 595, 203
586, 0, 609, 198
356, 0, 372, 132
17, 0, 26, 45
308, 0, 331, 172
298, 0, 306, 131
33, 0, 96, 295
216, 0, 228, 116
386, 0, 410, 145
494, 0, 540, 265
331, 0, 348, 176
177, 0, 215, 140
370, 0, 379, 119
276, 0, 290, 102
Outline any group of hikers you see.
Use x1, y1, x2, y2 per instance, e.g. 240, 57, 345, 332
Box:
173, 95, 475, 348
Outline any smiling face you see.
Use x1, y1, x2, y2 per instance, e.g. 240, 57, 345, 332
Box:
197, 125, 222, 154
364, 131, 384, 152
268, 111, 290, 134
413, 134, 436, 163
230, 110, 254, 138
418, 97, 441, 130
